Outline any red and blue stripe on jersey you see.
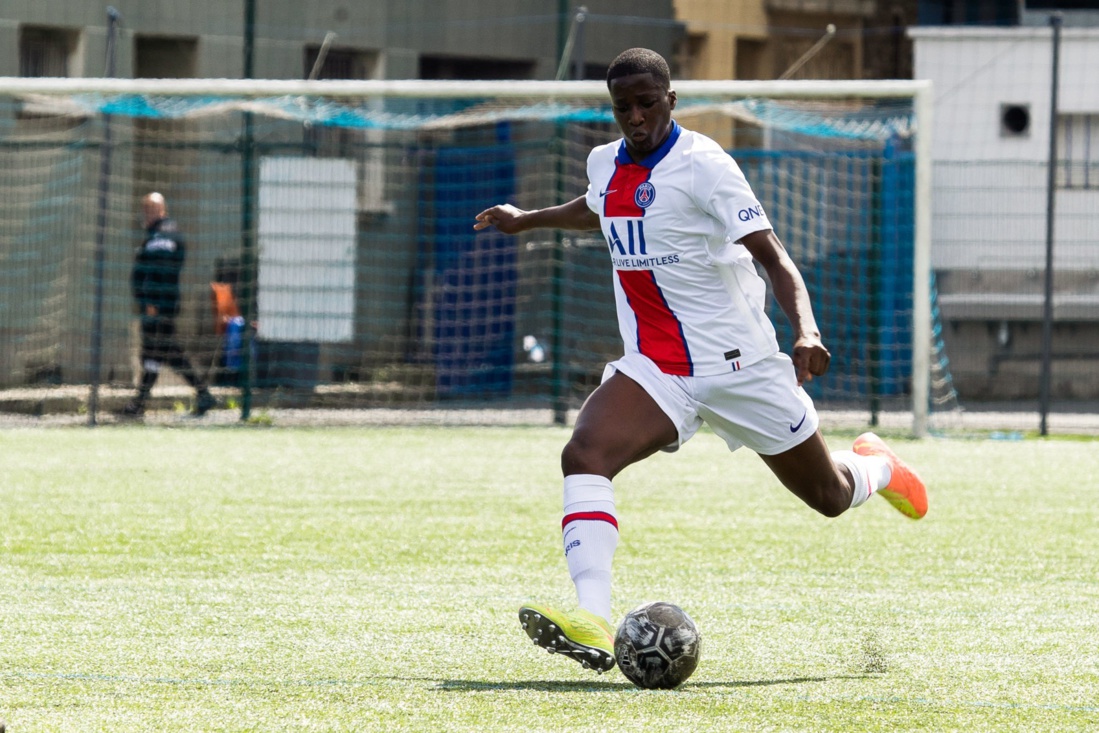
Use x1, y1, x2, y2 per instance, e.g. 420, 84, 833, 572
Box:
601, 123, 693, 376
618, 270, 693, 376
601, 162, 653, 218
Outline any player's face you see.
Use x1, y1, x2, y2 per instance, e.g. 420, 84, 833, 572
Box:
609, 73, 677, 162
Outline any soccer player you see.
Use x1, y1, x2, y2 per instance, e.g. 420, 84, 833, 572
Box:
120, 192, 217, 418
474, 48, 927, 674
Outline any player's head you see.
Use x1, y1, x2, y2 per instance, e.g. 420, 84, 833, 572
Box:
142, 192, 167, 227
606, 48, 672, 92
606, 48, 677, 161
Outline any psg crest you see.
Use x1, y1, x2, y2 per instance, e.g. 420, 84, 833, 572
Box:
634, 181, 656, 208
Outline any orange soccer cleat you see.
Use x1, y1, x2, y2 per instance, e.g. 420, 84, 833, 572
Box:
853, 432, 928, 519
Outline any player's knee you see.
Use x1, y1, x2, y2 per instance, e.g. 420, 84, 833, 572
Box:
560, 437, 589, 475
561, 431, 605, 476
814, 495, 849, 518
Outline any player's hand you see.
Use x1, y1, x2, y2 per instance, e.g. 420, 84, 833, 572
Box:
474, 204, 528, 234
792, 334, 831, 385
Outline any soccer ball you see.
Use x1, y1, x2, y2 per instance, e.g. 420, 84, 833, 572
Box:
614, 601, 702, 689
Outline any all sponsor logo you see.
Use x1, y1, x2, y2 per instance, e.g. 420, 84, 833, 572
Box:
607, 220, 647, 256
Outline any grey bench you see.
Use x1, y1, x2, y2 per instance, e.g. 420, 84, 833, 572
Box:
936, 292, 1099, 322
936, 292, 1099, 373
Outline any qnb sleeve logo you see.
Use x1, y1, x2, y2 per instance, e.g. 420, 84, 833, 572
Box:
634, 181, 656, 209
737, 204, 764, 222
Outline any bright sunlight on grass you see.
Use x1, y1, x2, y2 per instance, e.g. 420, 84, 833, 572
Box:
1, 426, 1097, 731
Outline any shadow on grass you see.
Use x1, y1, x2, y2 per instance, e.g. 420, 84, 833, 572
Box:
435, 674, 872, 693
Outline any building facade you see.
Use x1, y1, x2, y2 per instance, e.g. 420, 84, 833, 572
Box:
0, 1, 680, 82
0, 2, 685, 398
912, 24, 1099, 399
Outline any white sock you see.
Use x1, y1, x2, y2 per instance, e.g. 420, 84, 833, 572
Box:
832, 450, 892, 509
562, 473, 618, 621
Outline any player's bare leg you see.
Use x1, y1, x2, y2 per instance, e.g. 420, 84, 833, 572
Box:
562, 373, 676, 618
759, 430, 858, 517
521, 373, 676, 671
761, 429, 926, 519
562, 371, 678, 479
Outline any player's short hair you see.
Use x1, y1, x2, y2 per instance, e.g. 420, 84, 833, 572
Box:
606, 48, 672, 91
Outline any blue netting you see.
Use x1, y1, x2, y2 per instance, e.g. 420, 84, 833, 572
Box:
40, 93, 913, 141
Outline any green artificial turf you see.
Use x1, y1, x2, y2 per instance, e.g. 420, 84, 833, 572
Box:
1, 425, 1096, 731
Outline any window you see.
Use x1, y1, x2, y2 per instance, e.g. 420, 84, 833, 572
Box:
1027, 0, 1099, 8
302, 46, 388, 214
418, 56, 535, 80
17, 27, 84, 122
305, 46, 377, 81
135, 36, 197, 78
20, 26, 80, 77
1057, 114, 1099, 190
132, 37, 198, 224
1001, 103, 1031, 138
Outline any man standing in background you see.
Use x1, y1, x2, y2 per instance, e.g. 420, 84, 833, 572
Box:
120, 192, 216, 418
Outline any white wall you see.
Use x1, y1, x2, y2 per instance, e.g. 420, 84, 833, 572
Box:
258, 157, 357, 343
910, 26, 1099, 272
912, 26, 1099, 161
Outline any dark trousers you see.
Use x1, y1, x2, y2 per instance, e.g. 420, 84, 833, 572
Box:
135, 315, 206, 400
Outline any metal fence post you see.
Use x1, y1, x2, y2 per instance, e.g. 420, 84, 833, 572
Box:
1039, 12, 1062, 436
87, 6, 119, 426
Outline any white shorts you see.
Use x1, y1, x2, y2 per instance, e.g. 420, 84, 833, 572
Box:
602, 351, 819, 456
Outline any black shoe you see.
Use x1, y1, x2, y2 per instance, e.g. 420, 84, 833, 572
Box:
193, 391, 218, 416
116, 400, 145, 419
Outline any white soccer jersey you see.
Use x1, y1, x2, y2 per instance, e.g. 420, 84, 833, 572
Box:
584, 122, 780, 377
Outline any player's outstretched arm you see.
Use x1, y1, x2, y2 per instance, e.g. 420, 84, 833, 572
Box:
474, 195, 600, 234
740, 228, 831, 385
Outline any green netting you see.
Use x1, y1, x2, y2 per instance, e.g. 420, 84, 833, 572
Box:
0, 90, 925, 421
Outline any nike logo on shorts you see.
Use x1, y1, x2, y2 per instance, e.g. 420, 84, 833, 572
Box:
790, 411, 807, 433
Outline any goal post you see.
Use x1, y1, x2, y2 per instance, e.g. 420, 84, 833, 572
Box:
0, 76, 933, 435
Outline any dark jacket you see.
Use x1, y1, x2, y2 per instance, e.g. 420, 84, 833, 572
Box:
131, 217, 186, 317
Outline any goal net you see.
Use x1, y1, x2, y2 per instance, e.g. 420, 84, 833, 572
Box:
0, 77, 934, 433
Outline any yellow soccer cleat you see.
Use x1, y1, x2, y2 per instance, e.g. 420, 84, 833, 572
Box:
519, 603, 616, 673
854, 432, 928, 519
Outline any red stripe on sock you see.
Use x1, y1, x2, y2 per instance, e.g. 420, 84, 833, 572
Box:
562, 511, 619, 531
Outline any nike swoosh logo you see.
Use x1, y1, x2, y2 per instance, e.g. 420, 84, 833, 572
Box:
599, 189, 617, 197
790, 411, 807, 433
